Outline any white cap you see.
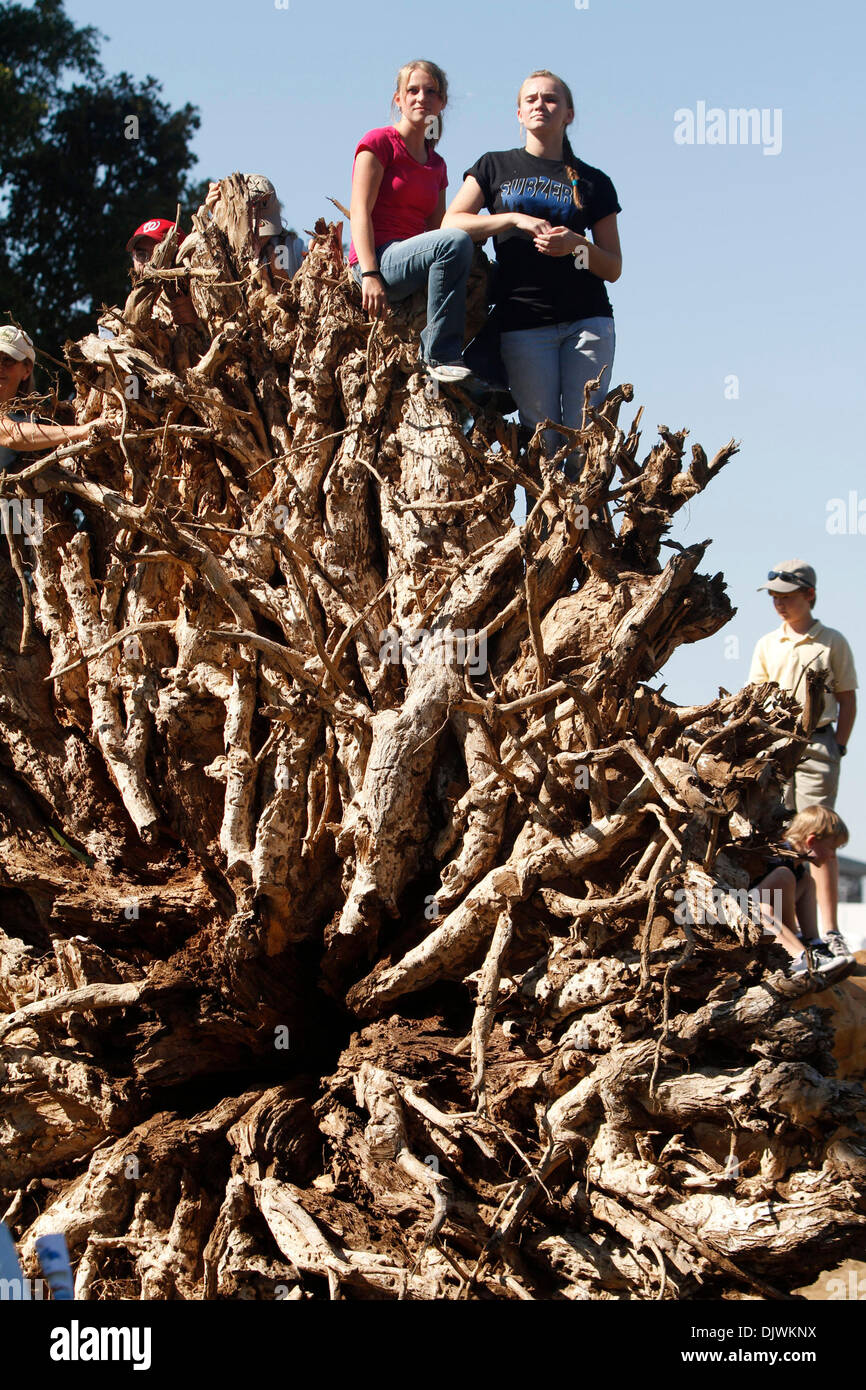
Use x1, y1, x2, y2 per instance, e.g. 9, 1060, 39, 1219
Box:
0, 325, 35, 364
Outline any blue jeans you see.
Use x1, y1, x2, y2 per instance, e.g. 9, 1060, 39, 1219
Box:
500, 315, 616, 465
352, 228, 474, 366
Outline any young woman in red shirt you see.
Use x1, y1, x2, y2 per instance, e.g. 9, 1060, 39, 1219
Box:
349, 60, 474, 383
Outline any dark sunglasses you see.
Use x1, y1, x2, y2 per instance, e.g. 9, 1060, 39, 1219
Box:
767, 569, 808, 586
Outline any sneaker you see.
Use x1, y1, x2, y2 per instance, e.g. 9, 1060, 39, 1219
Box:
787, 950, 811, 978
807, 940, 836, 967
770, 952, 812, 995
822, 929, 851, 958
785, 946, 857, 989
425, 362, 472, 383
814, 952, 858, 987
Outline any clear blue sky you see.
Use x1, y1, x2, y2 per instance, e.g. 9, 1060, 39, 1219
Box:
64, 0, 866, 856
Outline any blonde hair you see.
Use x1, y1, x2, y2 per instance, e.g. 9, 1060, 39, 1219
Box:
518, 69, 582, 211
787, 806, 849, 849
392, 60, 448, 142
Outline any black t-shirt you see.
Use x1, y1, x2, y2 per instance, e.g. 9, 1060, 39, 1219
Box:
465, 148, 620, 331
750, 841, 809, 889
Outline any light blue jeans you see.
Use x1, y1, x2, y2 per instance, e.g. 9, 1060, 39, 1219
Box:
352, 228, 474, 367
500, 315, 616, 468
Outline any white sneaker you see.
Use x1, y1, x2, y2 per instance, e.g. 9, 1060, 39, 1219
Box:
788, 946, 857, 989
788, 950, 811, 977
425, 362, 471, 383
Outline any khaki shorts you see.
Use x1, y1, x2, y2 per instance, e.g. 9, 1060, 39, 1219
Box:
783, 726, 841, 811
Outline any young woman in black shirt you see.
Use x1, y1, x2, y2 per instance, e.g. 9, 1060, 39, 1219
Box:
444, 70, 622, 469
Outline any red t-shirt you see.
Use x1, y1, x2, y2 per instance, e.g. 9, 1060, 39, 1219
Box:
348, 126, 448, 265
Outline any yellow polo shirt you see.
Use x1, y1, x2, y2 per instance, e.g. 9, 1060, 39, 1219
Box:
749, 619, 858, 726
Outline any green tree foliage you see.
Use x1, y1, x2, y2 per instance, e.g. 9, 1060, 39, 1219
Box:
0, 0, 203, 366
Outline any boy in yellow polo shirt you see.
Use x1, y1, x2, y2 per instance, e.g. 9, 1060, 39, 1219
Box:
749, 559, 857, 958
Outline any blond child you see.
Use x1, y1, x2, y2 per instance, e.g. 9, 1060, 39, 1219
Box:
751, 807, 856, 987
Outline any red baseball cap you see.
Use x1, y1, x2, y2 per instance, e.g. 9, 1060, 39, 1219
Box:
126, 218, 178, 253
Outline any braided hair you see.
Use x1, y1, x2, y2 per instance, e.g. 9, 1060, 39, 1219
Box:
518, 69, 583, 211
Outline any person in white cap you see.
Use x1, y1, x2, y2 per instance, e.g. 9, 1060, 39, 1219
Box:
0, 326, 98, 469
204, 176, 304, 283
749, 559, 857, 957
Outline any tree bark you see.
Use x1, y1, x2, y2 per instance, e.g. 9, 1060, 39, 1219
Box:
0, 184, 863, 1301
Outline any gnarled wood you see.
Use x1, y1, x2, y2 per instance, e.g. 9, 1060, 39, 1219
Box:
0, 193, 862, 1301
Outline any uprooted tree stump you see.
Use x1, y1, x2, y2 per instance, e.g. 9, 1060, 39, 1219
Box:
1, 177, 864, 1300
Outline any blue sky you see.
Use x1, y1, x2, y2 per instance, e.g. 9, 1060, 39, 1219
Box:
65, 0, 866, 855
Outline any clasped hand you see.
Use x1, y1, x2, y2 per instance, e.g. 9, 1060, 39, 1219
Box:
510, 214, 583, 257
532, 223, 583, 258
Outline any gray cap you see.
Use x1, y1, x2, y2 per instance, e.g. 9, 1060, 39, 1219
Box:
758, 559, 817, 594
243, 174, 283, 237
